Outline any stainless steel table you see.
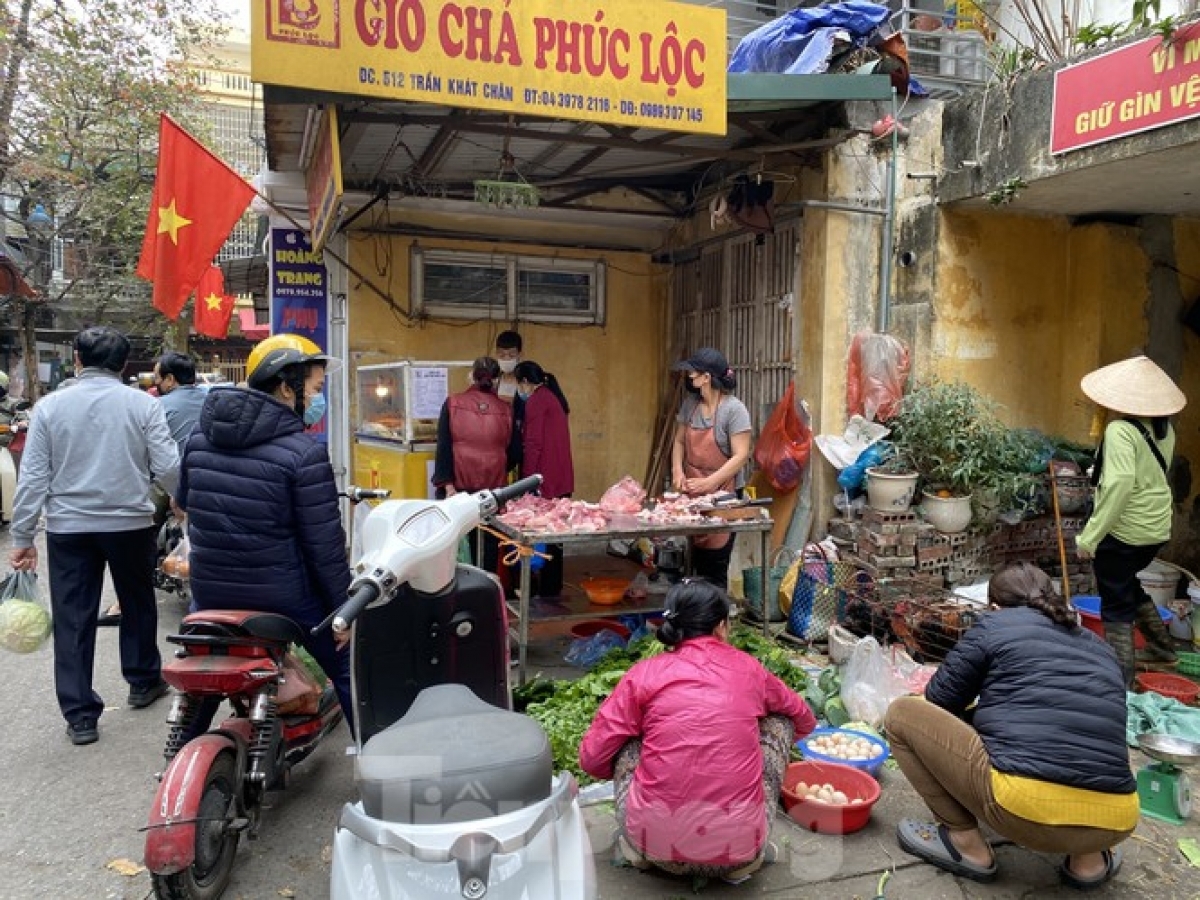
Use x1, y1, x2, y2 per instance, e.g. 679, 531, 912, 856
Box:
490, 513, 774, 684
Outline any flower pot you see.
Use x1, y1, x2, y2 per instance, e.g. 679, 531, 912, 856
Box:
920, 491, 973, 534
865, 468, 918, 512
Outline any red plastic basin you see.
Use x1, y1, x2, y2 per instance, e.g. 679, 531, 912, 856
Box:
568, 619, 631, 640
781, 761, 881, 835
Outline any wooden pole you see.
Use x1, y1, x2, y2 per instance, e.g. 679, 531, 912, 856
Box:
1048, 461, 1071, 603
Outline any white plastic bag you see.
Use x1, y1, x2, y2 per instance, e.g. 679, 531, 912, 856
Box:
839, 637, 910, 729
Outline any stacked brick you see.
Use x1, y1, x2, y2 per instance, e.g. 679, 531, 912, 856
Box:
828, 512, 1096, 594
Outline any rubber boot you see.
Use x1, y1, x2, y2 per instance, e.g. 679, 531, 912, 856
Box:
1106, 624, 1136, 689
1133, 601, 1178, 664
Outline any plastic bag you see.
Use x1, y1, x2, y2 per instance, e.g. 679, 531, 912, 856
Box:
840, 637, 912, 729
161, 535, 191, 579
753, 383, 812, 493
0, 570, 52, 654
564, 629, 626, 668
837, 442, 886, 492
277, 646, 326, 716
846, 332, 910, 423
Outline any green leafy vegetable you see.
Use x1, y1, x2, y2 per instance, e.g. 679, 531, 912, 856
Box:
524, 627, 808, 781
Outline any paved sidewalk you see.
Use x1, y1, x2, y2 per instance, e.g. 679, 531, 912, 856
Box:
514, 630, 1200, 900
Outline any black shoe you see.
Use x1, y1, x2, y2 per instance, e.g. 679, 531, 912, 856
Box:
67, 719, 98, 745
97, 612, 122, 627
128, 679, 171, 709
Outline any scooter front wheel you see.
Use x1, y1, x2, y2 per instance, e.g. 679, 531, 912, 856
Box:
151, 751, 240, 900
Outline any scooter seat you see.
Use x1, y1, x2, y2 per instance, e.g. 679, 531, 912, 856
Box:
358, 684, 553, 824
180, 610, 307, 645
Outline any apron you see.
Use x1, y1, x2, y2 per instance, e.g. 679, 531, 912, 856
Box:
684, 398, 734, 550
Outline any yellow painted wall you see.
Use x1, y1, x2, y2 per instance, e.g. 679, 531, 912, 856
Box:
346, 233, 668, 501
1170, 217, 1200, 569
932, 211, 1148, 444
1175, 217, 1200, 466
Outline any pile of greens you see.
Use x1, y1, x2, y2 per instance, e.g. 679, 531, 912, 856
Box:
516, 626, 808, 783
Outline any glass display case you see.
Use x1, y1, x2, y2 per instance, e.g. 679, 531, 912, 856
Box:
355, 360, 474, 449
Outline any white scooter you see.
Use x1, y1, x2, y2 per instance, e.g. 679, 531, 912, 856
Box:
323, 474, 597, 900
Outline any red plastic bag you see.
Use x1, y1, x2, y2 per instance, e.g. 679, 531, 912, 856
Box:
754, 383, 812, 493
846, 332, 910, 422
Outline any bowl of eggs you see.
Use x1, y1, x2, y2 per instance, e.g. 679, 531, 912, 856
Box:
781, 761, 881, 834
798, 727, 890, 777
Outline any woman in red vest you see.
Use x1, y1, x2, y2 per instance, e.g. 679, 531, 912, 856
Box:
433, 357, 517, 570
514, 360, 573, 597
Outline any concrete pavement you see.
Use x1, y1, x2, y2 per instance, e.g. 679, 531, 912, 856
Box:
1, 524, 1198, 898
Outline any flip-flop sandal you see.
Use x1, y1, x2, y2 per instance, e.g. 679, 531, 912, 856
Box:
1058, 847, 1123, 891
896, 819, 998, 883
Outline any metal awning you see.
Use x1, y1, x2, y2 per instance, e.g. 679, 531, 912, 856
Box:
261, 74, 893, 248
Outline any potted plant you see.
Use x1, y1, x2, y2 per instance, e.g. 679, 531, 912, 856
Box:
864, 445, 920, 513
890, 381, 1010, 533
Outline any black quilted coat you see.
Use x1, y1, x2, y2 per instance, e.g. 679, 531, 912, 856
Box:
178, 387, 350, 628
926, 606, 1135, 794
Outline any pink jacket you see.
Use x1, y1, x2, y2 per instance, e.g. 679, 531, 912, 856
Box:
579, 636, 816, 866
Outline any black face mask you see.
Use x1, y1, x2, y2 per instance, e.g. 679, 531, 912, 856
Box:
684, 381, 701, 394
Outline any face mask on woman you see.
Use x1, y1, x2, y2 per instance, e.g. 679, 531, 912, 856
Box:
498, 358, 518, 374
303, 392, 327, 426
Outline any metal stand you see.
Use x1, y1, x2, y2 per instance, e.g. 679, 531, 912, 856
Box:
494, 515, 774, 684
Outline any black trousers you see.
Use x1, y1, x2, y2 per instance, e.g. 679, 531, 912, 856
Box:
46, 527, 161, 725
690, 534, 736, 589
1092, 534, 1164, 623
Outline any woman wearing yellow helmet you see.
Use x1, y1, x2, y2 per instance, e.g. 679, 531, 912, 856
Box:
176, 334, 354, 734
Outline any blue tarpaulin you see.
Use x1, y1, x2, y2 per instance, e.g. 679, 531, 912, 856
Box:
728, 2, 892, 76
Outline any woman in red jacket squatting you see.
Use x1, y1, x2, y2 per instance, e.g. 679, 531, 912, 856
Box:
514, 360, 573, 597
579, 581, 817, 883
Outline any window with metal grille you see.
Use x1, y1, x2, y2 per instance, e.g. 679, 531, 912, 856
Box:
412, 247, 605, 323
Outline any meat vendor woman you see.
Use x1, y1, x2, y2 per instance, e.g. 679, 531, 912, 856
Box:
670, 348, 753, 588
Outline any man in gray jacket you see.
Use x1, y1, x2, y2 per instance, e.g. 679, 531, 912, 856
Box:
9, 326, 180, 745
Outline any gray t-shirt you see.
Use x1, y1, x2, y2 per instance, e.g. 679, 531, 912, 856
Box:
678, 394, 753, 487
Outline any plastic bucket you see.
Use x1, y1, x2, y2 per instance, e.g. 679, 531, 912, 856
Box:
1137, 560, 1181, 606
743, 565, 787, 622
1072, 595, 1172, 650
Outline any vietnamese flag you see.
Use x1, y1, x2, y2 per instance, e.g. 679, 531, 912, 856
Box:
193, 266, 236, 338
136, 115, 256, 320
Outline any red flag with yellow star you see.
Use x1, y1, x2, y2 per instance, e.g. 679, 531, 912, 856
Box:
193, 266, 236, 338
136, 115, 256, 319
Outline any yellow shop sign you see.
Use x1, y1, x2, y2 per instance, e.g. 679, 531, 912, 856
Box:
252, 0, 727, 136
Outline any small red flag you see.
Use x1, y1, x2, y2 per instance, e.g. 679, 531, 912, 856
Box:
193, 266, 236, 338
136, 115, 256, 320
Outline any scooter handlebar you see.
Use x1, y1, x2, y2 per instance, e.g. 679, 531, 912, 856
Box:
342, 486, 392, 503
313, 581, 382, 636
488, 475, 543, 510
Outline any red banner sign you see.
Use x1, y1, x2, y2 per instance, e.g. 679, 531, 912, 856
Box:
1051, 21, 1200, 154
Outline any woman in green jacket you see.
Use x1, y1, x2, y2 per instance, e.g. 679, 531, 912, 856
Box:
1075, 356, 1186, 685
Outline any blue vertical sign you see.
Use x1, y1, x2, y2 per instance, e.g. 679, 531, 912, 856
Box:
270, 227, 329, 442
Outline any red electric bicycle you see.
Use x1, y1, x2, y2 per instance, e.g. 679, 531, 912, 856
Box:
142, 486, 390, 900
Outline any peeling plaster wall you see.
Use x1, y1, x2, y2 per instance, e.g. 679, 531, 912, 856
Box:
930, 211, 1150, 440
928, 206, 1200, 573
1167, 217, 1200, 572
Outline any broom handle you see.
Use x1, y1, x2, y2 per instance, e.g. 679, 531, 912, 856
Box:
1048, 462, 1072, 604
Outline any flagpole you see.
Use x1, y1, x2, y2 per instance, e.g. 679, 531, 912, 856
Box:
248, 186, 413, 325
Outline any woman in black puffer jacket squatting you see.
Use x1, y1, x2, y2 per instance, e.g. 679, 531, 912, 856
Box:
177, 333, 353, 734
884, 562, 1136, 892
